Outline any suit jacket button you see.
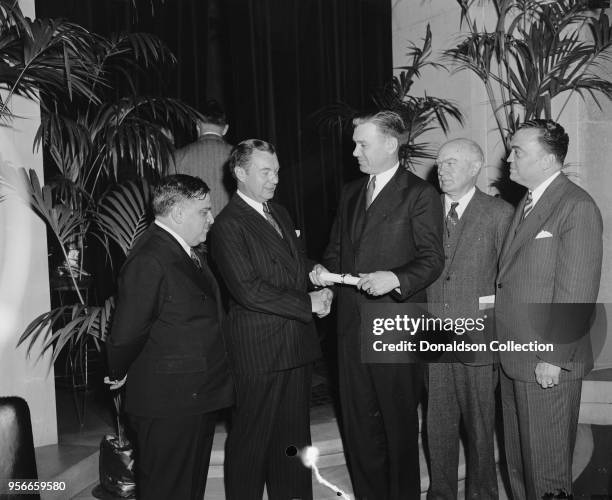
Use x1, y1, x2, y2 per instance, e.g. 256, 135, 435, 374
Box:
497, 283, 502, 289
445, 276, 451, 281
191, 392, 198, 399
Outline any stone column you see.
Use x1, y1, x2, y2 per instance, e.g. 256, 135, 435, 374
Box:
0, 0, 58, 447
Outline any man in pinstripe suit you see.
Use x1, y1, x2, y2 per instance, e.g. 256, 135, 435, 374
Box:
426, 139, 513, 499
496, 119, 603, 499
210, 139, 332, 500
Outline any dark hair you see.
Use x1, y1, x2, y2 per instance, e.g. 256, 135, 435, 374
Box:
352, 110, 406, 140
200, 99, 227, 126
518, 119, 569, 163
228, 139, 276, 179
152, 174, 210, 217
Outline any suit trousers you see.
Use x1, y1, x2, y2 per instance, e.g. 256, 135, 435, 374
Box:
128, 411, 217, 500
426, 363, 498, 500
224, 364, 313, 500
500, 370, 582, 499
338, 337, 423, 500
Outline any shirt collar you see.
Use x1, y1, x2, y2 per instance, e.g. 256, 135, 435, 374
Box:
444, 186, 476, 220
530, 171, 561, 207
237, 189, 266, 218
200, 131, 224, 139
370, 162, 399, 200
154, 219, 192, 256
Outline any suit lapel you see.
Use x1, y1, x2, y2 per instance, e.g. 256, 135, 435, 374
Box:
499, 174, 567, 275
230, 195, 297, 274
360, 167, 404, 240
151, 224, 218, 297
348, 179, 368, 245
445, 189, 483, 271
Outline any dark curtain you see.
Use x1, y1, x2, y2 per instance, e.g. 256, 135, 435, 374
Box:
224, 0, 392, 257
35, 0, 392, 258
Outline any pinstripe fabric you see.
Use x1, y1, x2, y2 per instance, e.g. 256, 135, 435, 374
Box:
500, 371, 582, 499
210, 194, 320, 499
495, 174, 603, 497
426, 190, 512, 499
210, 194, 320, 374
173, 135, 233, 216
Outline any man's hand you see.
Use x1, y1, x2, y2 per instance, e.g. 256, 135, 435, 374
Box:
309, 264, 334, 287
357, 271, 400, 296
535, 362, 561, 389
104, 375, 127, 390
309, 288, 333, 317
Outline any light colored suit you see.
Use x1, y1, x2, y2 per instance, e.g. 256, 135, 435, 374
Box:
426, 189, 513, 499
173, 135, 233, 216
495, 173, 603, 498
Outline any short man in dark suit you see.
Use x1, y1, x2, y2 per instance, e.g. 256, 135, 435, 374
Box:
210, 139, 332, 500
174, 99, 233, 217
106, 175, 234, 500
312, 110, 445, 499
496, 119, 603, 498
426, 139, 513, 499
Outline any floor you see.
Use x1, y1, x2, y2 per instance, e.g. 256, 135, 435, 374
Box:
46, 365, 612, 499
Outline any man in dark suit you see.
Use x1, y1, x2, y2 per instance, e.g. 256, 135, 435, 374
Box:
312, 110, 445, 499
496, 119, 603, 498
426, 139, 513, 499
174, 99, 233, 217
106, 174, 234, 500
210, 139, 332, 500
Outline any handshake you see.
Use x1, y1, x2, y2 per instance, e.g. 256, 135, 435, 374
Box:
308, 264, 335, 318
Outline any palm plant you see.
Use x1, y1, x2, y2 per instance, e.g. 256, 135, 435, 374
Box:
0, 0, 102, 121
0, 2, 202, 364
317, 25, 463, 170
445, 0, 612, 149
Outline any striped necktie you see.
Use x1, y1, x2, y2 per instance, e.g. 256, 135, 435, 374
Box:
263, 202, 283, 238
365, 176, 376, 209
523, 191, 534, 219
445, 202, 459, 236
189, 248, 202, 270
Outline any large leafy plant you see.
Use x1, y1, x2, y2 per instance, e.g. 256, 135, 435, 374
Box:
445, 0, 612, 149
317, 25, 463, 170
0, 1, 200, 363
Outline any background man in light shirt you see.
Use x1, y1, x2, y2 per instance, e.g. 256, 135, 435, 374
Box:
312, 110, 444, 499
496, 119, 603, 498
426, 139, 513, 499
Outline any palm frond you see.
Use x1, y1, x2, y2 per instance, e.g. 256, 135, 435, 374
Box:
94, 179, 152, 257
17, 297, 115, 364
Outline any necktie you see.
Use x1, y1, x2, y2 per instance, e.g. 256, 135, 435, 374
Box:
189, 248, 202, 270
263, 202, 283, 238
523, 191, 534, 219
445, 202, 459, 236
365, 176, 376, 209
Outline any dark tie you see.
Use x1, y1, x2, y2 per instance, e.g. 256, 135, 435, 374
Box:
523, 190, 534, 219
189, 248, 202, 270
263, 202, 283, 238
445, 202, 459, 236
365, 176, 376, 209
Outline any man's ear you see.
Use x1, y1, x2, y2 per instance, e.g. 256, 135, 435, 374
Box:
169, 203, 184, 224
385, 136, 399, 155
235, 166, 247, 183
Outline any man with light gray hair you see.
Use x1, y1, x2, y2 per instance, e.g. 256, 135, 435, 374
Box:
426, 139, 513, 499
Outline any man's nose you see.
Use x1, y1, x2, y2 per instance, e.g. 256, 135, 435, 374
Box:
507, 150, 515, 163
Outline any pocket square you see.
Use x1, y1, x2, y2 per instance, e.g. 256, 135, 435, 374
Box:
295, 229, 301, 238
535, 230, 553, 239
